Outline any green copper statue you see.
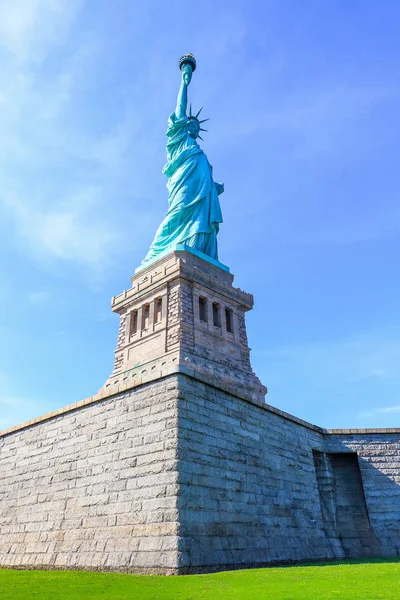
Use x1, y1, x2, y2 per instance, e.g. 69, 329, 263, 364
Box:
141, 54, 224, 266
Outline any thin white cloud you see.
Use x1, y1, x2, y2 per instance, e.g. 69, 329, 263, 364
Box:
259, 329, 400, 387
211, 65, 400, 247
379, 404, 400, 414
216, 76, 399, 160
0, 0, 82, 62
254, 327, 400, 428
358, 403, 400, 419
27, 290, 51, 306
0, 0, 142, 274
2, 188, 117, 267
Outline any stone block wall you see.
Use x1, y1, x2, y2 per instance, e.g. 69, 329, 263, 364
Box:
325, 431, 400, 557
0, 378, 181, 573
176, 377, 400, 570
313, 451, 380, 558
0, 372, 399, 574
176, 375, 331, 570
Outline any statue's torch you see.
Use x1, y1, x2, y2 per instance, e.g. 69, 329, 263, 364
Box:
179, 53, 196, 73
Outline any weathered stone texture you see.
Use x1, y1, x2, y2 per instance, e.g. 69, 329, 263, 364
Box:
113, 313, 127, 372
166, 279, 194, 353
176, 375, 332, 570
166, 280, 180, 350
325, 433, 400, 557
0, 379, 181, 573
313, 450, 380, 558
176, 378, 400, 570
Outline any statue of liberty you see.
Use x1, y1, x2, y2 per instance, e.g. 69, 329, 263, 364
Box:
141, 54, 224, 266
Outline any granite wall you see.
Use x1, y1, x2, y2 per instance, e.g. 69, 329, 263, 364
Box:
0, 373, 399, 573
0, 378, 182, 573
177, 375, 331, 570
325, 431, 400, 558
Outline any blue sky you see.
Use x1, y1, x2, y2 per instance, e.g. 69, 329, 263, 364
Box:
0, 0, 399, 430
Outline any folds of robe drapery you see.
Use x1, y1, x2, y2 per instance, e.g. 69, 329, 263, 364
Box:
141, 112, 223, 266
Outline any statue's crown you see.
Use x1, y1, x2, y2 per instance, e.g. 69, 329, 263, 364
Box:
187, 105, 209, 140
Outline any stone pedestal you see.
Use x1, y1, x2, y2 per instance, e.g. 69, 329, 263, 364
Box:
101, 249, 266, 405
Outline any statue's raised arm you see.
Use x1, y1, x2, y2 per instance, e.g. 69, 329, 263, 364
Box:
141, 54, 224, 267
175, 62, 192, 119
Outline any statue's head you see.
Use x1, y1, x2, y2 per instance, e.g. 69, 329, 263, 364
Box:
187, 118, 200, 139
187, 105, 209, 141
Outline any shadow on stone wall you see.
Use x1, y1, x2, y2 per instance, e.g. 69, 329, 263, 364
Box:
320, 435, 400, 559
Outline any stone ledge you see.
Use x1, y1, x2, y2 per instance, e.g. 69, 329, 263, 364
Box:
112, 250, 251, 314
1, 368, 398, 440
0, 367, 313, 438
326, 428, 400, 434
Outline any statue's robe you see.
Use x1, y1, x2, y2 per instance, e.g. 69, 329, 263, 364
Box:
142, 112, 223, 265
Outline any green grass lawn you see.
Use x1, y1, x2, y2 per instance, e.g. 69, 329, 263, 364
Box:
0, 559, 399, 600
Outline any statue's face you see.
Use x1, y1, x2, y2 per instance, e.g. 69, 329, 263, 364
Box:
187, 119, 200, 139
